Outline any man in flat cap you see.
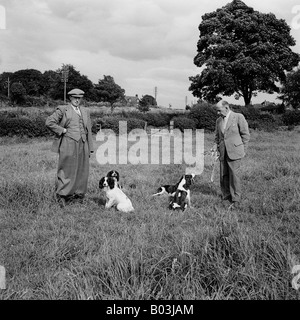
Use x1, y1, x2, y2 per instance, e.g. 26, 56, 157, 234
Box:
46, 88, 94, 206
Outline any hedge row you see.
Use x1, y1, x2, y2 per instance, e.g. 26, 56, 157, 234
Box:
0, 116, 50, 137
118, 110, 175, 127
188, 102, 218, 131
92, 116, 146, 134
0, 107, 300, 137
281, 110, 300, 126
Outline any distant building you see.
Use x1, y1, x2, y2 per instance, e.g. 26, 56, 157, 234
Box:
125, 94, 139, 107
259, 100, 288, 114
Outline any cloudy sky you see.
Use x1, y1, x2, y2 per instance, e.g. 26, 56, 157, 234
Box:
0, 0, 299, 108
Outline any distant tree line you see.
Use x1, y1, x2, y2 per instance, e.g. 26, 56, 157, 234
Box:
0, 64, 157, 109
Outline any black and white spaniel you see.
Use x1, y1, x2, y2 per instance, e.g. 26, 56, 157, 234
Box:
106, 170, 121, 188
152, 174, 187, 197
99, 176, 134, 213
169, 174, 195, 211
152, 183, 179, 197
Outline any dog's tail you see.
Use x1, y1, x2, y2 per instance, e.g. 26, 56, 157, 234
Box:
151, 187, 165, 197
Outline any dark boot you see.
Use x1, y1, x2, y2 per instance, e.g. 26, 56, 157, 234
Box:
56, 194, 68, 207
74, 194, 85, 204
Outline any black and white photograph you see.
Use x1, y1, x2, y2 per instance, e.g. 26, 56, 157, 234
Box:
0, 0, 300, 304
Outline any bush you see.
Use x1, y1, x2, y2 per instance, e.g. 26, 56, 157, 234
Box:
247, 119, 278, 132
0, 107, 49, 119
240, 106, 262, 120
172, 116, 197, 132
116, 111, 173, 127
141, 112, 172, 127
92, 116, 146, 134
282, 110, 300, 126
0, 116, 50, 137
189, 102, 218, 131
229, 105, 279, 131
23, 95, 48, 107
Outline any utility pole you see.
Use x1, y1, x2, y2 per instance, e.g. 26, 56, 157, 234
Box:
185, 96, 187, 106
154, 86, 157, 103
61, 64, 69, 104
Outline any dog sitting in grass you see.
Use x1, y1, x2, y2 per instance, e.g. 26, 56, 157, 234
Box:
99, 176, 134, 213
168, 174, 195, 211
106, 170, 122, 188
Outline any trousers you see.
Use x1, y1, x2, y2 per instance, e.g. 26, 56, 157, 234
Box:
219, 148, 241, 202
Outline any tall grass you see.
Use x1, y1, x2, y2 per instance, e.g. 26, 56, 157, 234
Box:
0, 129, 299, 300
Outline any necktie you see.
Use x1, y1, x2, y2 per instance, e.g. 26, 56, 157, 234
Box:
74, 107, 81, 116
222, 116, 226, 133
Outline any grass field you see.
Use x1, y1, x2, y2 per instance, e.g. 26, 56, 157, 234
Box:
0, 127, 300, 300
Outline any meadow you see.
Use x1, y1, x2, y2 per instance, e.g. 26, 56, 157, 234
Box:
0, 127, 300, 300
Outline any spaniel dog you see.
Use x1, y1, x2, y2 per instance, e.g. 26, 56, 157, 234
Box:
99, 176, 134, 213
106, 170, 122, 188
169, 174, 195, 211
152, 183, 179, 197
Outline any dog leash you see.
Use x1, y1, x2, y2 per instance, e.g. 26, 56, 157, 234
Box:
209, 149, 219, 182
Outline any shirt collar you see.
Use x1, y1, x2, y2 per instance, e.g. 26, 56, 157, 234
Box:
224, 110, 231, 120
71, 104, 79, 110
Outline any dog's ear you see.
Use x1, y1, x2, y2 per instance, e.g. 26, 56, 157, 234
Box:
108, 177, 115, 189
176, 175, 184, 185
107, 170, 113, 177
115, 171, 120, 181
99, 177, 105, 189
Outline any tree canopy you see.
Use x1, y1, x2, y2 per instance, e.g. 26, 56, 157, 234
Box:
93, 75, 125, 105
279, 68, 300, 108
0, 66, 157, 108
10, 82, 26, 104
11, 69, 44, 96
137, 95, 155, 113
47, 64, 94, 100
140, 94, 157, 107
189, 0, 300, 105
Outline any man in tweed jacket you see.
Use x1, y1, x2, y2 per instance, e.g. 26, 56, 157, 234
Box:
46, 88, 94, 206
213, 100, 250, 208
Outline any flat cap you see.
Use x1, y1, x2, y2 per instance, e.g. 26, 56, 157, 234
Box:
68, 88, 85, 98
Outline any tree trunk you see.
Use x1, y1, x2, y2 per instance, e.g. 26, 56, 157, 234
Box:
244, 97, 251, 106
242, 89, 252, 106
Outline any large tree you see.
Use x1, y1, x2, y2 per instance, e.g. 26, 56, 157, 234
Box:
93, 75, 125, 105
9, 69, 44, 96
189, 0, 300, 105
10, 82, 26, 104
46, 64, 94, 100
42, 70, 61, 98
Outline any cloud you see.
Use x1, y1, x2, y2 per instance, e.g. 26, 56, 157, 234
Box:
0, 0, 299, 108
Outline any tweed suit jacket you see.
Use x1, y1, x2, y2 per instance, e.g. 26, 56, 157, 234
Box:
46, 104, 94, 154
214, 111, 250, 161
